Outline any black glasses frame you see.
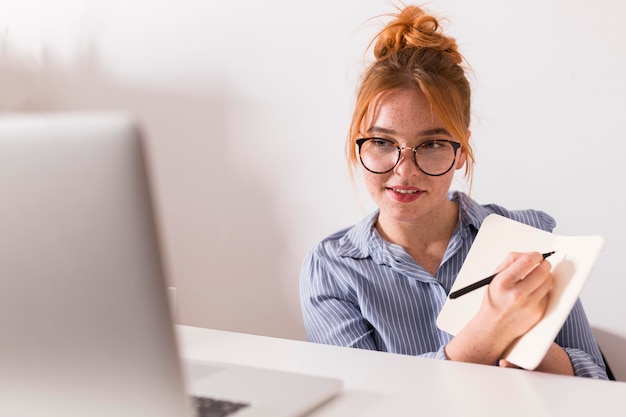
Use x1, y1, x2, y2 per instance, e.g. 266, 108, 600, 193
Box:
356, 138, 462, 176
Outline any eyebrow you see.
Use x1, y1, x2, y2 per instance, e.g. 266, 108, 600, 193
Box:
366, 126, 452, 137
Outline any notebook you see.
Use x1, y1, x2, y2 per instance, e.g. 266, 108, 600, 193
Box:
0, 112, 342, 417
436, 213, 605, 370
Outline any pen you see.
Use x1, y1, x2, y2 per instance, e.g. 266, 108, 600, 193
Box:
448, 251, 556, 299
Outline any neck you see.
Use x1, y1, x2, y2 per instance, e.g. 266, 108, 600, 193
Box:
375, 200, 459, 274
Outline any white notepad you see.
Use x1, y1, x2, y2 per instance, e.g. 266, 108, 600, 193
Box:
436, 214, 605, 370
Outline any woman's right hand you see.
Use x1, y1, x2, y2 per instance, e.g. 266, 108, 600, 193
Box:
444, 251, 553, 365
478, 251, 554, 345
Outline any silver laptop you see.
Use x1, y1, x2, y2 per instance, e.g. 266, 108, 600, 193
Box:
0, 112, 342, 417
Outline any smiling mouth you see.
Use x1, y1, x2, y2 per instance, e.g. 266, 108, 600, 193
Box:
390, 188, 420, 194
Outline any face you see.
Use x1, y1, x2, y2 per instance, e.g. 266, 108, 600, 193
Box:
359, 87, 467, 227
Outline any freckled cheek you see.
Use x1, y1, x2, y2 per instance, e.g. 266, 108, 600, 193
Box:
362, 172, 387, 198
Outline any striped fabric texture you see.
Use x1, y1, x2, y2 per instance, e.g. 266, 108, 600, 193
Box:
300, 191, 608, 379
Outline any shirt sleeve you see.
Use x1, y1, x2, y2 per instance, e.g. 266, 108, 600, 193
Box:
299, 249, 379, 349
556, 299, 608, 379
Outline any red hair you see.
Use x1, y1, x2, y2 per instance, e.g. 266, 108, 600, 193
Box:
347, 5, 474, 183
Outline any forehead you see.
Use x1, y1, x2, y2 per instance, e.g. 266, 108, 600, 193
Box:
362, 88, 445, 136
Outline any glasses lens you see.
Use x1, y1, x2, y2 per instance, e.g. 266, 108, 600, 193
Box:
415, 140, 458, 175
359, 138, 399, 173
358, 138, 459, 176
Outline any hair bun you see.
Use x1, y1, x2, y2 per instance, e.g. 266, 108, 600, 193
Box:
373, 5, 462, 65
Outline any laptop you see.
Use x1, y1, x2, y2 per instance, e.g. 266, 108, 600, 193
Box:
0, 112, 342, 417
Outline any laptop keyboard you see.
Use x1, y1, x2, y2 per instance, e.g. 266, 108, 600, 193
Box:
193, 395, 250, 417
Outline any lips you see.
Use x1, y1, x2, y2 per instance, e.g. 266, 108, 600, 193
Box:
387, 186, 423, 202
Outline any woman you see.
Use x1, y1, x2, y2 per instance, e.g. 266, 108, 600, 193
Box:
299, 4, 607, 379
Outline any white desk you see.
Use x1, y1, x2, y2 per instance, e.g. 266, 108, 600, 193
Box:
177, 325, 626, 417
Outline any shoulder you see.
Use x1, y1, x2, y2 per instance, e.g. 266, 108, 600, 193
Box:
481, 204, 556, 232
305, 212, 377, 261
300, 218, 371, 296
455, 192, 556, 232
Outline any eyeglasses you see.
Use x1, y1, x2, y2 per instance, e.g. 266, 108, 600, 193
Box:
356, 138, 462, 176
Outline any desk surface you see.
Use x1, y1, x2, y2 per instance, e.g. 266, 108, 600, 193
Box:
177, 325, 626, 417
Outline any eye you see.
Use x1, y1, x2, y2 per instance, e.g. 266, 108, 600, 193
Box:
370, 138, 396, 148
419, 140, 446, 150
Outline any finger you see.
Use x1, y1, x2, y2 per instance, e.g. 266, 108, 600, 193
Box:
513, 259, 553, 296
499, 359, 521, 369
492, 252, 547, 289
525, 265, 553, 305
492, 251, 524, 272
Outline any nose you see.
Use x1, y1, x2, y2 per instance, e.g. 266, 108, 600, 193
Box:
394, 147, 420, 176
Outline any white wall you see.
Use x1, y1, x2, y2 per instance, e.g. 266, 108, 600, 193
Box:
2, 0, 625, 377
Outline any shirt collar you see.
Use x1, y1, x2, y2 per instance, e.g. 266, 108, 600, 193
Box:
336, 191, 496, 261
335, 210, 380, 260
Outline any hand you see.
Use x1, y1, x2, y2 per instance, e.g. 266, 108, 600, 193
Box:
532, 342, 575, 375
498, 343, 574, 376
478, 251, 554, 345
444, 252, 554, 365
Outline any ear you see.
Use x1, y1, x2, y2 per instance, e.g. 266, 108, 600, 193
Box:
455, 130, 470, 171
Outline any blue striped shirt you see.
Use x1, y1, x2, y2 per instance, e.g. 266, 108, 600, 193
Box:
300, 191, 608, 379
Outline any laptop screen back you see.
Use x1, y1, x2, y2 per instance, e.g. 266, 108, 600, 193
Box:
0, 112, 194, 417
